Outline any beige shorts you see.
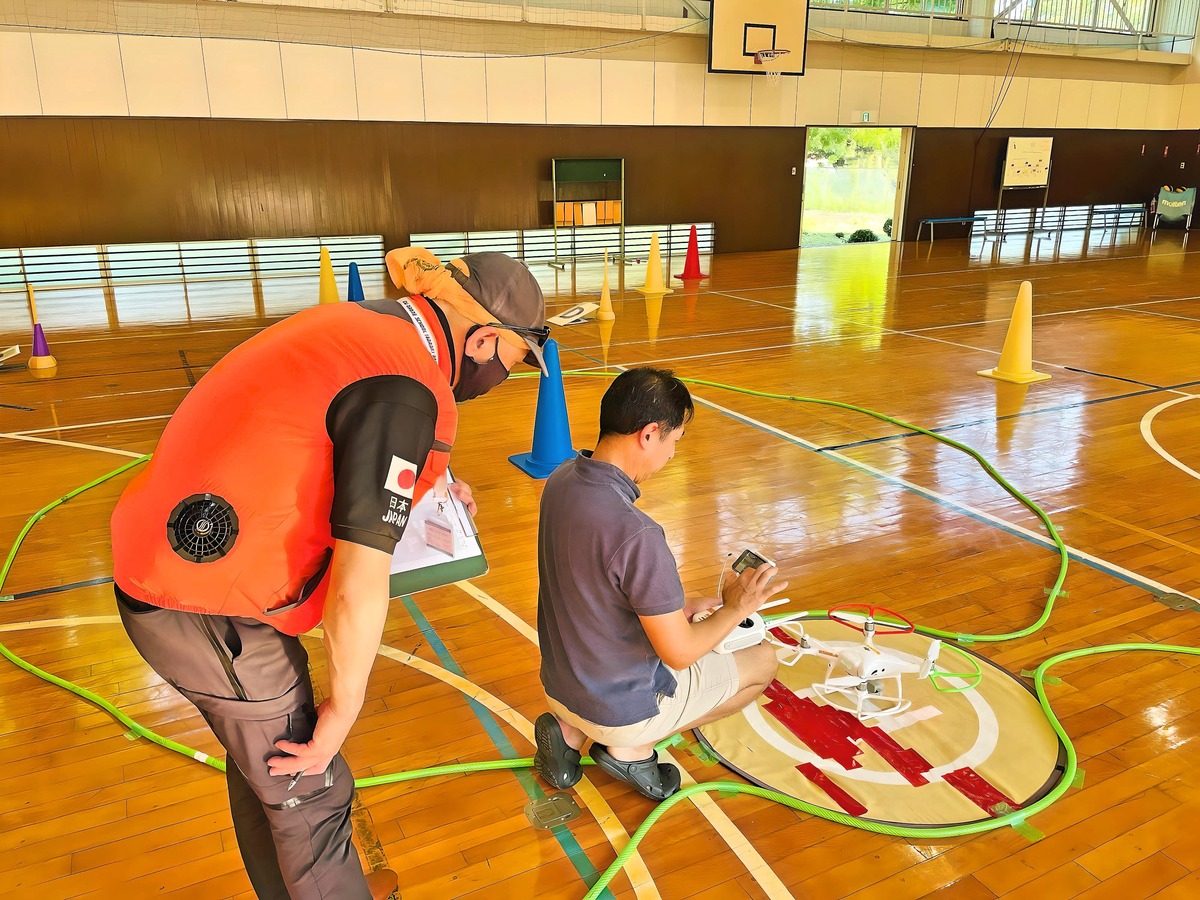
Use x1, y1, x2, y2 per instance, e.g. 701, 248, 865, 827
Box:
547, 651, 741, 749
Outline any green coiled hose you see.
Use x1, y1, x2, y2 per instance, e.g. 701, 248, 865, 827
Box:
2, 375, 1196, 900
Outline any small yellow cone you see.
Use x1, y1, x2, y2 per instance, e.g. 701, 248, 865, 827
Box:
598, 317, 615, 367
993, 381, 1030, 456
645, 294, 662, 344
978, 281, 1050, 384
318, 247, 340, 304
637, 233, 672, 299
597, 250, 615, 321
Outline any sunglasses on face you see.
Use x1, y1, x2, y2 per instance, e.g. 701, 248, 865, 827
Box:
486, 322, 551, 346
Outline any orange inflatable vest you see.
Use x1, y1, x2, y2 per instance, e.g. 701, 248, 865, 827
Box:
111, 300, 458, 635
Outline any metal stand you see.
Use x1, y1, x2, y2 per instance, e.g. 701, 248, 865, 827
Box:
992, 161, 1053, 240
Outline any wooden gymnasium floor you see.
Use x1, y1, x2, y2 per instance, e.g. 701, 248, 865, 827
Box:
2, 230, 1200, 900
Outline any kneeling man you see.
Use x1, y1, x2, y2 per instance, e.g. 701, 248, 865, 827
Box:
534, 368, 788, 800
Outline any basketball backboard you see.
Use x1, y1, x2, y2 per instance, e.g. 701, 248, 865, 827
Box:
708, 0, 809, 78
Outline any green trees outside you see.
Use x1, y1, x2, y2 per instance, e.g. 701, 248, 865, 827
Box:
805, 127, 902, 168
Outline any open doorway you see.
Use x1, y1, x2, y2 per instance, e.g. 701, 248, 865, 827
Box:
801, 127, 909, 248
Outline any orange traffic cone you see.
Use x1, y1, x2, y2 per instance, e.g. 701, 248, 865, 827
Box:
977, 282, 1050, 384
674, 225, 707, 281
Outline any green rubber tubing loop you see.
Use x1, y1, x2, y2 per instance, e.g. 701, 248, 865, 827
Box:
580, 642, 1200, 900
0, 455, 669, 788
3, 381, 1197, 900
525, 368, 1070, 645
0, 456, 230, 770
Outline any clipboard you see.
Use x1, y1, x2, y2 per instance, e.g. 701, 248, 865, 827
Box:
388, 469, 488, 597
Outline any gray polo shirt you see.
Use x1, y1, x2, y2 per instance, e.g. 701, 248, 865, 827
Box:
537, 451, 686, 727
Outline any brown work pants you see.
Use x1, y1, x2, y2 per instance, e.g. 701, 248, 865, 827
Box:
116, 586, 370, 900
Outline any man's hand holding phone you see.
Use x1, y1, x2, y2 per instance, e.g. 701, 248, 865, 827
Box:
723, 549, 789, 617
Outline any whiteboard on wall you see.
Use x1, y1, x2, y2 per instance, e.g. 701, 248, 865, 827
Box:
1002, 137, 1053, 188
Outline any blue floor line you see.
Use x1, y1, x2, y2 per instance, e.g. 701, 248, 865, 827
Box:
9, 576, 114, 600
399, 595, 610, 898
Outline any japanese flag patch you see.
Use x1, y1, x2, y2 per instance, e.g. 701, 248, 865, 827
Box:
384, 456, 418, 500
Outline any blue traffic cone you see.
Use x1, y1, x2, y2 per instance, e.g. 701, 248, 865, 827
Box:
509, 339, 577, 479
347, 262, 365, 302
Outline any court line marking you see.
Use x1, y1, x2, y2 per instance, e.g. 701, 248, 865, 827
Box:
714, 289, 1200, 332
11, 414, 172, 436
1140, 395, 1200, 483
0, 616, 656, 899
0, 424, 643, 889
638, 305, 1200, 402
391, 598, 624, 897
1075, 507, 1200, 559
0, 433, 144, 458
1122, 307, 1200, 325
557, 321, 795, 354
692, 391, 1200, 605
13, 322, 290, 347
454, 581, 795, 900
558, 346, 1199, 605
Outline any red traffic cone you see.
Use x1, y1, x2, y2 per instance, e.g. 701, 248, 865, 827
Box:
674, 225, 708, 281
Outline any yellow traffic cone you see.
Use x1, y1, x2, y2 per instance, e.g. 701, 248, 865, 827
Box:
637, 233, 673, 299
597, 250, 615, 321
977, 281, 1050, 384
598, 317, 615, 368
318, 247, 340, 304
993, 381, 1030, 456
645, 294, 662, 344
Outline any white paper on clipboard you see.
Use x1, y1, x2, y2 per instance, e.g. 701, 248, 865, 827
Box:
389, 470, 484, 576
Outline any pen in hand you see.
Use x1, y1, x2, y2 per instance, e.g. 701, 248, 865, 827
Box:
287, 769, 306, 792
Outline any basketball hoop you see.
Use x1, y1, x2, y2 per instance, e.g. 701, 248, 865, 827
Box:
754, 49, 791, 87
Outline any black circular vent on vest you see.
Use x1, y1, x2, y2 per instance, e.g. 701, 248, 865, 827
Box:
167, 493, 239, 563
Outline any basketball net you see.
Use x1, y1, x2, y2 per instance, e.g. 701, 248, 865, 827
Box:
754, 49, 791, 87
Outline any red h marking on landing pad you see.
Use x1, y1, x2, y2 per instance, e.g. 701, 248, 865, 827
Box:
796, 763, 868, 816
942, 767, 1022, 815
763, 679, 932, 786
762, 679, 1023, 818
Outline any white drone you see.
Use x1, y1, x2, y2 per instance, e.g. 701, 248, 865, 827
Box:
766, 604, 945, 721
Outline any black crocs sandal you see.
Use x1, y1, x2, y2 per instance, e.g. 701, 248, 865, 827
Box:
534, 713, 583, 789
589, 743, 681, 800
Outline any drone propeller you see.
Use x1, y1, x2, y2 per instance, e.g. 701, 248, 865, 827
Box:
918, 639, 943, 679
829, 603, 915, 635
829, 610, 870, 625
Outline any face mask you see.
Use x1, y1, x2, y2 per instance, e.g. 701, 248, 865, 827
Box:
453, 328, 509, 402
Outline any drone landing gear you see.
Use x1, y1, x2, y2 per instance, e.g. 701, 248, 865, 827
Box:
766, 604, 949, 722
813, 674, 912, 720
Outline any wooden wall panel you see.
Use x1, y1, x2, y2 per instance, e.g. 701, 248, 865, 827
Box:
904, 128, 1200, 238
0, 118, 806, 254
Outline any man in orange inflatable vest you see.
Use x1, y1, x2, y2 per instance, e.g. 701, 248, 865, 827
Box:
110, 249, 548, 900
